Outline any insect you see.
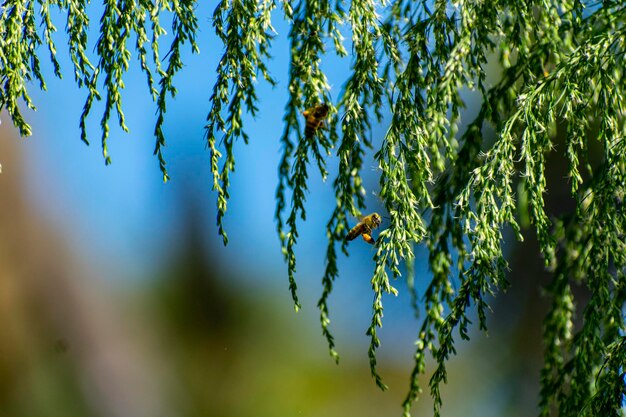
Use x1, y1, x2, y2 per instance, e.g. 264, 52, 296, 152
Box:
346, 212, 382, 245
302, 103, 329, 139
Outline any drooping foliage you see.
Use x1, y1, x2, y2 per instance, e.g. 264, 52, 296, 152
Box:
1, 0, 625, 415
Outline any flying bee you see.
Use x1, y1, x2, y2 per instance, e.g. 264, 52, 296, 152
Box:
346, 212, 382, 245
302, 103, 329, 139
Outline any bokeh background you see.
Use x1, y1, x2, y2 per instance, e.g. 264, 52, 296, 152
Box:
0, 5, 558, 417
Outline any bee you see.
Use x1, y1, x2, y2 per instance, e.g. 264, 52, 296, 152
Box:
346, 212, 382, 245
302, 103, 329, 139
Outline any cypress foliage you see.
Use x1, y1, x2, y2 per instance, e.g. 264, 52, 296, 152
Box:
1, 1, 624, 415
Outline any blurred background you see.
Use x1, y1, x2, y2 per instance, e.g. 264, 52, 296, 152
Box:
0, 6, 558, 417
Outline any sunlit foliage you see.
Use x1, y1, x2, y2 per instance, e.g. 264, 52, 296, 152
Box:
1, 0, 625, 415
